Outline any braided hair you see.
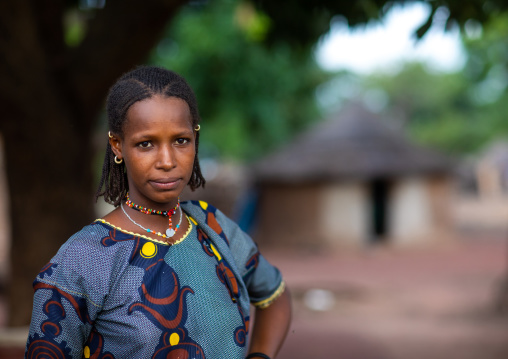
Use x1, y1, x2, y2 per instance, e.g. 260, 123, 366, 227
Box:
95, 66, 206, 206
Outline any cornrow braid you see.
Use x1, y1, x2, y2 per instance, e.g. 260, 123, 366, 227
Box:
95, 66, 206, 206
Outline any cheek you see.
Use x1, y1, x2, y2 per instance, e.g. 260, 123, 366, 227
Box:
124, 155, 150, 176
186, 150, 196, 166
183, 149, 196, 171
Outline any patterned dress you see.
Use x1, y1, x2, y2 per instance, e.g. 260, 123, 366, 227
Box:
25, 201, 285, 359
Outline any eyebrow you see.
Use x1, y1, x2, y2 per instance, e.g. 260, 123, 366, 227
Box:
130, 129, 194, 139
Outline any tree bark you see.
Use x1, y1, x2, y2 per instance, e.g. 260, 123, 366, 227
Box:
3, 104, 95, 326
0, 0, 188, 326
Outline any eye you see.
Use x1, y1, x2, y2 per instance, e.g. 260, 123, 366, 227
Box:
137, 141, 152, 148
175, 138, 190, 145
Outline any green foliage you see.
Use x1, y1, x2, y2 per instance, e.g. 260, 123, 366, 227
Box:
462, 12, 508, 96
150, 0, 327, 160
252, 0, 392, 48
64, 9, 87, 47
359, 61, 508, 155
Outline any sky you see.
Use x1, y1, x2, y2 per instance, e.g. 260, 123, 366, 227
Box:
315, 2, 466, 74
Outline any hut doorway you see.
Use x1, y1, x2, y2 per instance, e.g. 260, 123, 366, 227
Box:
370, 178, 391, 244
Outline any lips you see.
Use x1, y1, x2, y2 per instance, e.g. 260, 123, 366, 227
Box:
149, 178, 182, 190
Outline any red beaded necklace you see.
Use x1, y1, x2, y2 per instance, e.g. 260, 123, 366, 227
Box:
125, 193, 180, 216
124, 193, 181, 237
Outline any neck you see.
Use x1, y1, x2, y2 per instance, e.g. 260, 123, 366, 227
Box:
120, 200, 185, 241
125, 193, 180, 216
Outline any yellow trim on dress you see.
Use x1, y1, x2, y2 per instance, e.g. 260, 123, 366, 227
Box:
209, 244, 222, 261
252, 280, 286, 309
95, 216, 193, 246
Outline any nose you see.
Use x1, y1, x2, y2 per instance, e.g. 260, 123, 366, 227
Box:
155, 144, 176, 170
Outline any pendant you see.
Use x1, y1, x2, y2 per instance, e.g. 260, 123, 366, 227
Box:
166, 228, 175, 237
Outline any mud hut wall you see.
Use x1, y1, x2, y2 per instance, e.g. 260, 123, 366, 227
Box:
253, 184, 321, 248
476, 159, 503, 198
390, 177, 435, 245
427, 175, 454, 240
320, 181, 369, 247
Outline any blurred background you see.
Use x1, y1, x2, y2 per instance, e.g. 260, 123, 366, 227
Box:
2, 0, 508, 358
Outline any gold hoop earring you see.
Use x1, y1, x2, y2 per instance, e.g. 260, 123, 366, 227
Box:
108, 131, 113, 138
114, 156, 123, 164
194, 124, 200, 132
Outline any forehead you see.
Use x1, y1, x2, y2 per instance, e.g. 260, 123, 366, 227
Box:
124, 95, 193, 131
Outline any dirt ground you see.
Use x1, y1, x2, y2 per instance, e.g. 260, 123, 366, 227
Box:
2, 234, 508, 359
267, 235, 508, 359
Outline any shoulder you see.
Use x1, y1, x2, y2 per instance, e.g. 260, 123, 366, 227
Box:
182, 200, 258, 262
181, 200, 222, 221
51, 222, 108, 258
181, 200, 235, 229
53, 221, 130, 258
181, 200, 241, 241
35, 222, 134, 297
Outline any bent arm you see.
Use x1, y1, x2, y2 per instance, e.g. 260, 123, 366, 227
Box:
248, 288, 292, 358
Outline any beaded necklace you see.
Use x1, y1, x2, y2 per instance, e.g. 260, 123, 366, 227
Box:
125, 193, 179, 216
124, 193, 181, 237
121, 202, 184, 240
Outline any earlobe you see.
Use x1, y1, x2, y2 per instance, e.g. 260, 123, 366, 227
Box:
108, 134, 123, 158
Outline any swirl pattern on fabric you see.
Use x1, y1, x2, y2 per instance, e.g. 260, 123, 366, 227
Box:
102, 225, 205, 358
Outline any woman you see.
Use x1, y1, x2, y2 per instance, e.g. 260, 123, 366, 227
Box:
26, 66, 291, 358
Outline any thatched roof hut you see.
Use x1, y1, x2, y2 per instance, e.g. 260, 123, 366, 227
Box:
252, 105, 454, 249
254, 105, 452, 183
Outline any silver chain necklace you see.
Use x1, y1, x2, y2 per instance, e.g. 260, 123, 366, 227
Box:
121, 201, 183, 239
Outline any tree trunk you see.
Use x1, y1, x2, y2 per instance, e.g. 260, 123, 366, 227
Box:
2, 97, 95, 326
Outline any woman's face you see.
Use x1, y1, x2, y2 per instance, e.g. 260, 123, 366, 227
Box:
110, 95, 196, 209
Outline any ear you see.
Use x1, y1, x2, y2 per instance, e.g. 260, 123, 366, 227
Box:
109, 133, 123, 159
